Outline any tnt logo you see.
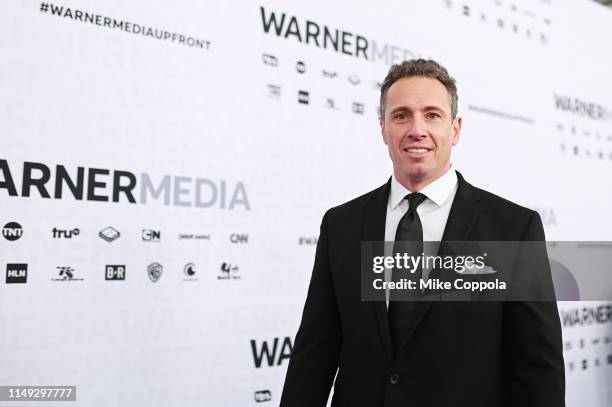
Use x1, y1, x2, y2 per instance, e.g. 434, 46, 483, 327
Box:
6, 263, 27, 283
105, 265, 126, 280
2, 222, 23, 241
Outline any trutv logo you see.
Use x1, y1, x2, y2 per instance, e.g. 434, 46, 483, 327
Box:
250, 337, 293, 368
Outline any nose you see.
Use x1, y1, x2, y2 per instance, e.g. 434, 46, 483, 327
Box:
405, 115, 427, 140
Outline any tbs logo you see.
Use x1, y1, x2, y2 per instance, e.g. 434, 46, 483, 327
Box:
105, 265, 126, 280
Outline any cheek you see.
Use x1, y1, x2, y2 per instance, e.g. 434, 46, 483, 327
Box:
388, 132, 402, 147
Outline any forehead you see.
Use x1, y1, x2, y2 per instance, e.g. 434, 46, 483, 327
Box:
385, 76, 451, 112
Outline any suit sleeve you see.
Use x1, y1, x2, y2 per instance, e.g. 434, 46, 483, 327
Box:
503, 211, 565, 407
279, 210, 342, 407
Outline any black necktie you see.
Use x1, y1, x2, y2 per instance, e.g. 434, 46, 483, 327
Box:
388, 192, 427, 353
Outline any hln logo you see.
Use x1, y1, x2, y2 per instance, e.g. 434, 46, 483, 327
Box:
250, 337, 293, 368
6, 263, 28, 283
105, 265, 126, 280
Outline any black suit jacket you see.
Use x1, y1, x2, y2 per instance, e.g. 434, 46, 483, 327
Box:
280, 171, 564, 407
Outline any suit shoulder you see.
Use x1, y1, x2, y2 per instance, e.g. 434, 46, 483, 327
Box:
474, 185, 537, 219
324, 183, 386, 221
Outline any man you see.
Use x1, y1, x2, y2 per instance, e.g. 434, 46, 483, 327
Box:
280, 59, 564, 406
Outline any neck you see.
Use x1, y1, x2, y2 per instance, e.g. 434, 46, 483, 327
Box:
395, 165, 451, 192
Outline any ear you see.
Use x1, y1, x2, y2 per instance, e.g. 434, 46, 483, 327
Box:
451, 116, 462, 146
379, 116, 388, 145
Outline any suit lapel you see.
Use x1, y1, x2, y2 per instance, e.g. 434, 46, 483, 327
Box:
361, 178, 393, 361
440, 171, 482, 242
395, 171, 483, 354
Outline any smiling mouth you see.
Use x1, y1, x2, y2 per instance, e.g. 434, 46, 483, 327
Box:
403, 147, 432, 155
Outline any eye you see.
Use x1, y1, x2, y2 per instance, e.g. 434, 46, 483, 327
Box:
394, 113, 407, 120
426, 112, 441, 119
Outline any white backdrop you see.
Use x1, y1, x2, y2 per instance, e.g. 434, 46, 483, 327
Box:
1, 0, 611, 406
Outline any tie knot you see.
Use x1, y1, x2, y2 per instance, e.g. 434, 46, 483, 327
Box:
405, 192, 427, 212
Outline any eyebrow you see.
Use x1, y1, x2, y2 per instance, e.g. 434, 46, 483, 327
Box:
422, 105, 445, 114
388, 105, 446, 115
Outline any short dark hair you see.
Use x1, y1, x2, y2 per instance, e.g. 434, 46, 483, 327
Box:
379, 59, 458, 119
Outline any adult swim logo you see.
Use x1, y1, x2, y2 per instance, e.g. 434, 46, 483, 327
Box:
260, 6, 422, 65
6, 263, 27, 283
179, 232, 211, 241
0, 160, 251, 210
2, 222, 23, 241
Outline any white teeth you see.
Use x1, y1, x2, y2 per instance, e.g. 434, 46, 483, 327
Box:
405, 148, 429, 154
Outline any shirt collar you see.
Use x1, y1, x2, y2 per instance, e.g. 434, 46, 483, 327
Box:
389, 166, 458, 210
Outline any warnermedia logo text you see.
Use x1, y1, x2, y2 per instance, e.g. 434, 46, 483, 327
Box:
0, 160, 250, 210
250, 337, 293, 368
260, 6, 422, 65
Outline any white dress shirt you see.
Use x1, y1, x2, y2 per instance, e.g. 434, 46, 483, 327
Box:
384, 166, 458, 307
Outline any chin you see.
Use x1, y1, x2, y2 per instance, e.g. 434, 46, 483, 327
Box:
404, 167, 429, 180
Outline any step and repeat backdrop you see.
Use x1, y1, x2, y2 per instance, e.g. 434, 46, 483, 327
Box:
1, 0, 611, 405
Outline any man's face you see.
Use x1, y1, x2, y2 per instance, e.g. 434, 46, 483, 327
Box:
380, 76, 461, 190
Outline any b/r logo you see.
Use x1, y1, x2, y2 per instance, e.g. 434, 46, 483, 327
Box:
105, 265, 126, 280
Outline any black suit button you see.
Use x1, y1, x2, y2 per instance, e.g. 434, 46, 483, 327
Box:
388, 373, 400, 385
